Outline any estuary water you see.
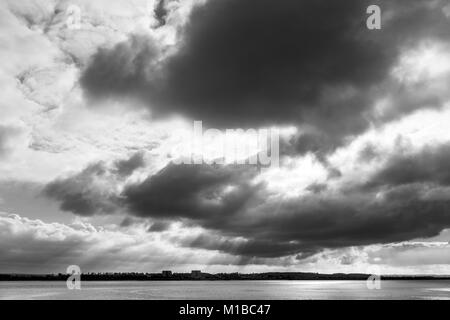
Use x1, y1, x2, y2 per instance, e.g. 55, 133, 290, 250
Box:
1, 280, 449, 300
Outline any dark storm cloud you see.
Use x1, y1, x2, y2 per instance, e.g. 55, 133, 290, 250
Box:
184, 188, 450, 259
155, 0, 386, 127
366, 144, 450, 188
44, 162, 117, 216
81, 0, 449, 152
83, 0, 385, 126
122, 163, 262, 220
246, 190, 450, 248
44, 153, 144, 216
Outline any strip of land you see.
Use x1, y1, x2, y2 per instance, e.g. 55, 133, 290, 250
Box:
1, 272, 449, 281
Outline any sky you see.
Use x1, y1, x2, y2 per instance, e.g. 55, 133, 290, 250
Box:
1, 0, 450, 275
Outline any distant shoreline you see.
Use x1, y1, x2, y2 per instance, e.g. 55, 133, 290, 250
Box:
2, 272, 450, 281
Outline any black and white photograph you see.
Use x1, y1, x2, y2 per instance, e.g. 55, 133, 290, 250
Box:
0, 0, 450, 306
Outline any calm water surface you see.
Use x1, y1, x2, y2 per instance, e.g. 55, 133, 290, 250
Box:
1, 280, 449, 300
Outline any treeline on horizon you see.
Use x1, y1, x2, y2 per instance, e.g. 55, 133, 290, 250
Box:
1, 272, 449, 281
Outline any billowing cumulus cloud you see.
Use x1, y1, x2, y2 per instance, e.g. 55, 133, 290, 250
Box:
44, 153, 146, 216
44, 162, 120, 216
81, 0, 450, 151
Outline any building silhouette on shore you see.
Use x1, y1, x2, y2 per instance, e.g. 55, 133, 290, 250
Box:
162, 270, 172, 277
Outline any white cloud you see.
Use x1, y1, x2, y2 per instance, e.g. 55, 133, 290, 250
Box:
0, 0, 205, 183
392, 42, 450, 84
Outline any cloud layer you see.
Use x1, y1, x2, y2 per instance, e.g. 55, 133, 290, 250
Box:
1, 0, 450, 273
43, 142, 450, 260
